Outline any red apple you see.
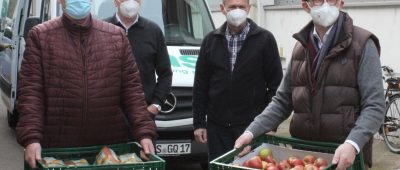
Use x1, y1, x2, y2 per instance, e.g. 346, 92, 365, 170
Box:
290, 165, 304, 170
303, 155, 317, 165
288, 156, 299, 166
259, 148, 273, 161
262, 161, 268, 170
243, 160, 250, 167
304, 164, 319, 170
313, 157, 327, 167
319, 165, 327, 170
291, 158, 304, 167
279, 160, 291, 170
267, 165, 281, 170
247, 156, 263, 169
265, 156, 276, 165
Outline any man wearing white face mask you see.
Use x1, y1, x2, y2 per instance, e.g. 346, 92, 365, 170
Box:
193, 0, 283, 161
234, 0, 384, 169
17, 0, 157, 168
105, 0, 172, 117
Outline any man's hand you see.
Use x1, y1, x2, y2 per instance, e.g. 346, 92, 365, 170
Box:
332, 142, 357, 170
147, 105, 159, 115
194, 128, 207, 144
25, 143, 42, 169
139, 138, 155, 161
234, 132, 253, 157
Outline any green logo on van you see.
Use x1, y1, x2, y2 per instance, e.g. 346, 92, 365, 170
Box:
170, 55, 197, 75
170, 55, 197, 69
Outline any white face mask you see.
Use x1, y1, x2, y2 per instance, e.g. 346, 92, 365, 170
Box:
226, 8, 247, 27
119, 0, 140, 18
309, 1, 340, 27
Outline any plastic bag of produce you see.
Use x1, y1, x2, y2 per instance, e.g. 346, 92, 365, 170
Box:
119, 153, 143, 164
95, 146, 120, 165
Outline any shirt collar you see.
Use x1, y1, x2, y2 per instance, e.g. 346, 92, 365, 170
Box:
225, 22, 251, 37
116, 13, 139, 30
312, 25, 333, 49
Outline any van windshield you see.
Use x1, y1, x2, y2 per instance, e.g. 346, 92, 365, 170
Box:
92, 0, 214, 46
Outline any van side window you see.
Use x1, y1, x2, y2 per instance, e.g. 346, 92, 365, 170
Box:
1, 0, 19, 39
28, 0, 51, 22
164, 0, 213, 46
42, 0, 51, 21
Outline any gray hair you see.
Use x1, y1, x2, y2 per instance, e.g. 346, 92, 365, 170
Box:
222, 0, 250, 4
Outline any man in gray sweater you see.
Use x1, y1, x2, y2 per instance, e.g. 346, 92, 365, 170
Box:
234, 1, 385, 170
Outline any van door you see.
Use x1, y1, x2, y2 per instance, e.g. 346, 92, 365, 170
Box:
0, 0, 19, 111
1, 0, 53, 128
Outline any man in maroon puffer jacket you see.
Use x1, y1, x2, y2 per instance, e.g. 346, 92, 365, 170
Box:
16, 0, 156, 168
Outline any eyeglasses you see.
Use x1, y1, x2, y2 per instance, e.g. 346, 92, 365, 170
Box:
306, 0, 338, 6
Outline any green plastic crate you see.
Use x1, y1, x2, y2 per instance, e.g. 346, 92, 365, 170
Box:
24, 142, 165, 170
210, 134, 364, 170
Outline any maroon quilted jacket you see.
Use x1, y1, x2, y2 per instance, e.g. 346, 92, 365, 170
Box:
16, 14, 156, 148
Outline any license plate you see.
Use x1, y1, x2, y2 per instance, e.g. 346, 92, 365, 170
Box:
156, 142, 191, 155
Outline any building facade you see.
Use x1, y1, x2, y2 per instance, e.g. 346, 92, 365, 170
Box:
207, 0, 400, 71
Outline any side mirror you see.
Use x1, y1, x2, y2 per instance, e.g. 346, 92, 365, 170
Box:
23, 17, 41, 39
4, 27, 12, 39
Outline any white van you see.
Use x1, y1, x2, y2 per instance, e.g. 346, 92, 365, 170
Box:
0, 0, 214, 168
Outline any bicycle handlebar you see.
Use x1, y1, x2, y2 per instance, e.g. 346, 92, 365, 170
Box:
382, 66, 394, 74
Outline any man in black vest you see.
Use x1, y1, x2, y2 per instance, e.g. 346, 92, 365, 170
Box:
235, 0, 385, 169
105, 0, 172, 116
193, 0, 283, 161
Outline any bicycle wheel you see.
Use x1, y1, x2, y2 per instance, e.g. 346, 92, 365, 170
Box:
382, 94, 400, 153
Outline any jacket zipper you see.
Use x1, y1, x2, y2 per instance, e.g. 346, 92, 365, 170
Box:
305, 50, 314, 133
222, 38, 233, 127
80, 32, 88, 141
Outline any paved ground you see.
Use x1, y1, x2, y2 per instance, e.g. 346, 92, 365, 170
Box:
274, 118, 400, 170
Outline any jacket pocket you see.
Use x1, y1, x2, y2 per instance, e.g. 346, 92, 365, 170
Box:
320, 113, 344, 142
341, 106, 357, 136
289, 113, 312, 140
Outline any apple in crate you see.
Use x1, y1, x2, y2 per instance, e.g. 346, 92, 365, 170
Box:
279, 159, 291, 170
259, 147, 273, 161
266, 165, 280, 170
303, 155, 316, 165
262, 161, 268, 170
243, 160, 250, 167
265, 156, 276, 165
313, 157, 328, 168
243, 156, 263, 169
290, 158, 304, 167
319, 165, 327, 170
288, 156, 299, 166
290, 165, 304, 170
304, 164, 319, 170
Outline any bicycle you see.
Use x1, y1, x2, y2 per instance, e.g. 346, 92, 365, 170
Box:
381, 66, 400, 153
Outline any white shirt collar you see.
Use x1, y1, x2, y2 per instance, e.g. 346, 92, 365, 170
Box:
312, 25, 333, 49
116, 13, 139, 31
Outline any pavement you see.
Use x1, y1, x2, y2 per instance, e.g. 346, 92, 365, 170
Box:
274, 117, 400, 170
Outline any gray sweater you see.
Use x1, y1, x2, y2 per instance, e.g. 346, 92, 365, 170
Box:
246, 39, 385, 150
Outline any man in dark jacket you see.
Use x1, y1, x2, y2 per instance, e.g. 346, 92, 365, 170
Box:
235, 0, 385, 169
105, 0, 172, 115
193, 0, 283, 161
17, 0, 156, 168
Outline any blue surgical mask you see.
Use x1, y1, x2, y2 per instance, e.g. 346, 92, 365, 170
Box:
65, 0, 91, 20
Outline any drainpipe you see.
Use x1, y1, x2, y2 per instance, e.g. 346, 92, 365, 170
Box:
257, 0, 263, 25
